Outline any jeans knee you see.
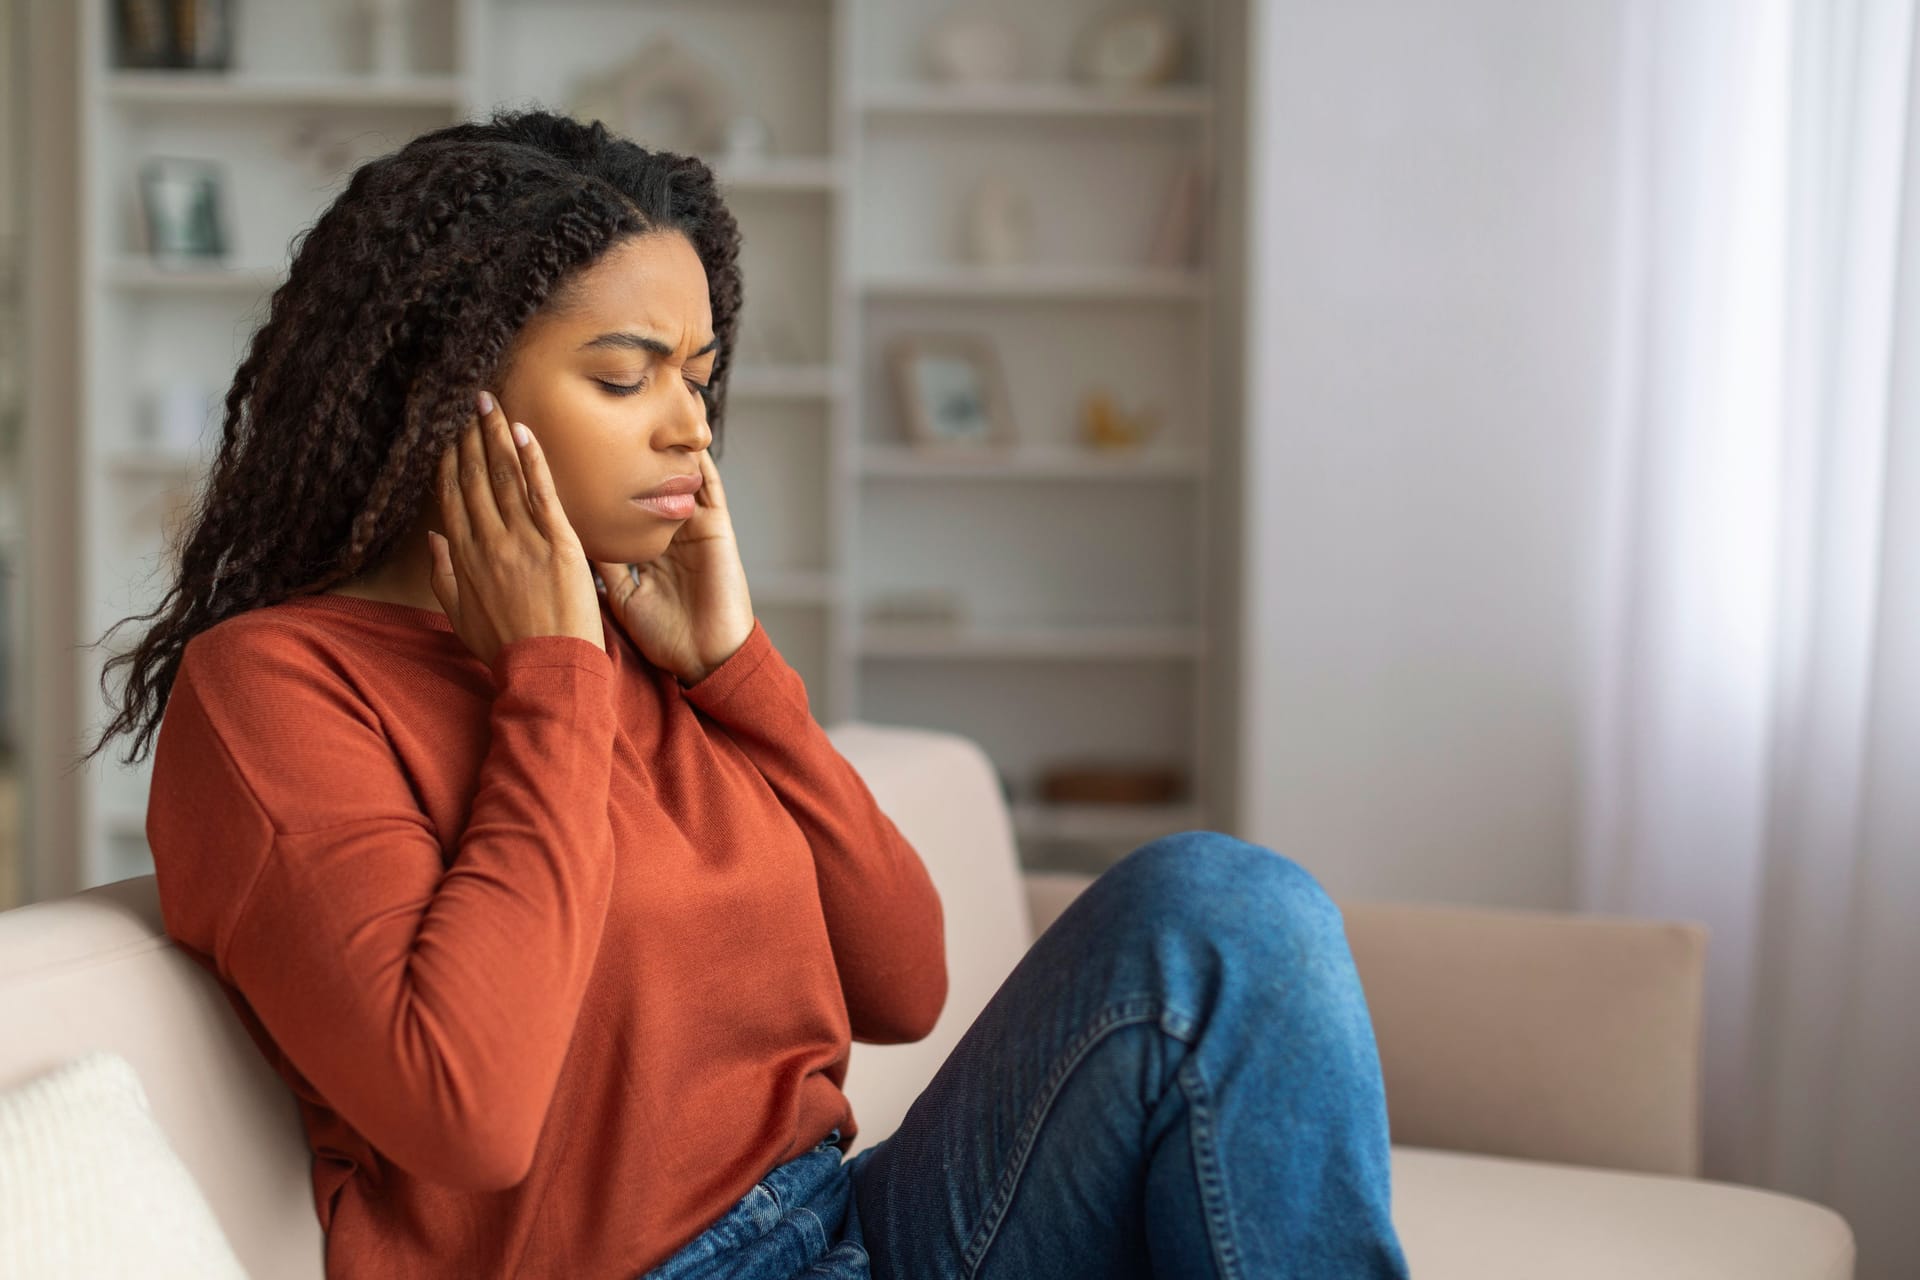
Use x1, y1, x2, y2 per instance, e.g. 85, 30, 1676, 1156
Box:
1106, 830, 1345, 950
1082, 833, 1374, 1043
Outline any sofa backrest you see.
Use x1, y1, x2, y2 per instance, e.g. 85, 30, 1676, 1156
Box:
0, 873, 328, 1278
1341, 899, 1707, 1177
0, 721, 1031, 1279
810, 723, 1037, 1149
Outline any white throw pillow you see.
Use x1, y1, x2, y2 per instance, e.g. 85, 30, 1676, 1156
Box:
0, 1049, 248, 1279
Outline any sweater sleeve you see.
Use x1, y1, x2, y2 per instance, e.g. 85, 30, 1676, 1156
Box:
680, 618, 948, 1044
147, 626, 621, 1193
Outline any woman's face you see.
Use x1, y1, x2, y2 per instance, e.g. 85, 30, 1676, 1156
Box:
493, 229, 718, 566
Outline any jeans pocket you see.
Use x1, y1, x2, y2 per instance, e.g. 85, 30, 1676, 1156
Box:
798, 1237, 869, 1278
640, 1184, 782, 1280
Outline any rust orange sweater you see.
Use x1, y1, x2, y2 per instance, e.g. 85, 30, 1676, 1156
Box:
145, 592, 948, 1278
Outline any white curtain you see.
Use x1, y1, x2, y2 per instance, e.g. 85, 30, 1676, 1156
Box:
1582, 1, 1920, 1276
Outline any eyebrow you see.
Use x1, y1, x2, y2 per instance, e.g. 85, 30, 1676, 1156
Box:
577, 331, 720, 358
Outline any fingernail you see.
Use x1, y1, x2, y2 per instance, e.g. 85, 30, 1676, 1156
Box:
513, 423, 530, 447
476, 390, 494, 415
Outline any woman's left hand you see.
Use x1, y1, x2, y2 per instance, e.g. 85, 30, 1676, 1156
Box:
591, 449, 754, 687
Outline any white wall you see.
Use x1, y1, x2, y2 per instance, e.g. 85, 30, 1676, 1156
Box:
1238, 0, 1626, 907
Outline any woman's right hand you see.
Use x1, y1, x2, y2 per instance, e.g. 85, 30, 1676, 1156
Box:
427, 389, 605, 673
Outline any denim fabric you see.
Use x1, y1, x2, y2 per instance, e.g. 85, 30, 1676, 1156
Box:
635, 1127, 865, 1280
635, 831, 1411, 1280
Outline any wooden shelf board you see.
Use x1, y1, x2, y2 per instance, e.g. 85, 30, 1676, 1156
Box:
104, 259, 283, 292
858, 621, 1204, 660
860, 443, 1206, 480
105, 70, 465, 108
1011, 800, 1205, 843
748, 569, 837, 605
728, 364, 840, 399
860, 83, 1212, 119
862, 265, 1209, 300
101, 447, 205, 477
710, 156, 842, 192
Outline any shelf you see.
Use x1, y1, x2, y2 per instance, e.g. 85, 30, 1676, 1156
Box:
860, 443, 1206, 481
104, 70, 466, 109
859, 83, 1212, 120
104, 259, 284, 293
728, 364, 840, 400
862, 265, 1209, 301
495, 0, 832, 6
67, 0, 1234, 895
748, 568, 837, 606
1010, 801, 1205, 844
858, 621, 1204, 660
102, 446, 206, 479
709, 156, 841, 193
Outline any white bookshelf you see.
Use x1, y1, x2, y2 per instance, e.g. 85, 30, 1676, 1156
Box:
862, 264, 1212, 300
72, 0, 1241, 888
104, 70, 468, 108
856, 82, 1214, 118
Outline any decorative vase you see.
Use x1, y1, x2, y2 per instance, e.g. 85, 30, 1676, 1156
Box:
964, 175, 1031, 267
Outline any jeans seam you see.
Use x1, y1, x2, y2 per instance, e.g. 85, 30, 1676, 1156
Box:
795, 1204, 828, 1257
1177, 1052, 1244, 1279
961, 995, 1168, 1276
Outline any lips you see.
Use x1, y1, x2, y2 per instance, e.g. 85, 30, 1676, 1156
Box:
637, 472, 703, 499
632, 471, 702, 521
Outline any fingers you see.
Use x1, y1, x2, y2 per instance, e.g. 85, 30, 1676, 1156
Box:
427, 529, 458, 618
476, 389, 533, 537
694, 448, 724, 509
437, 400, 478, 549
590, 559, 634, 603
512, 420, 573, 548
451, 391, 505, 542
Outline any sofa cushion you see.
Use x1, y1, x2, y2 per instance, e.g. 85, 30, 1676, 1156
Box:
0, 1049, 248, 1279
1392, 1146, 1855, 1279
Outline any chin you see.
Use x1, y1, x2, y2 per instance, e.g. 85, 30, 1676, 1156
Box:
583, 529, 673, 568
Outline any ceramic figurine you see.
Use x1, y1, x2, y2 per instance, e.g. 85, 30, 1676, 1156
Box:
965, 175, 1031, 267
925, 12, 1021, 84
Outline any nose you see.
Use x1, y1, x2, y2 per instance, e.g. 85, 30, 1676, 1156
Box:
656, 381, 712, 454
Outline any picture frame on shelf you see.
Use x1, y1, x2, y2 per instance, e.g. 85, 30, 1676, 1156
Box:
888, 334, 1016, 453
137, 157, 229, 262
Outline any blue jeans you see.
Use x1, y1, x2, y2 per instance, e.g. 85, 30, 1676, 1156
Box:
636, 831, 1411, 1280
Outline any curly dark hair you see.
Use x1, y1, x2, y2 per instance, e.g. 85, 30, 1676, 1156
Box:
75, 107, 744, 771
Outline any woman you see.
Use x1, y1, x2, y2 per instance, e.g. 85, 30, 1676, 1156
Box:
82, 109, 1410, 1280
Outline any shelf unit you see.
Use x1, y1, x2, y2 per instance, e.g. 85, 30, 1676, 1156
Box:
0, 0, 21, 912
72, 0, 1240, 887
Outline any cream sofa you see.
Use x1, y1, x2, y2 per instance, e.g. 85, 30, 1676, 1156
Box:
0, 722, 1854, 1278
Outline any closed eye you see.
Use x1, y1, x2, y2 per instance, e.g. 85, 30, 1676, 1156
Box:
595, 376, 715, 407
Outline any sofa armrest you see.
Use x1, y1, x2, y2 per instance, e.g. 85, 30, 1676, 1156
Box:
1018, 873, 1706, 1178
1341, 900, 1706, 1177
1022, 871, 1098, 942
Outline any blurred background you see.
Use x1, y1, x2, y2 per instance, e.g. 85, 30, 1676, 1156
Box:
2, 0, 1915, 1276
